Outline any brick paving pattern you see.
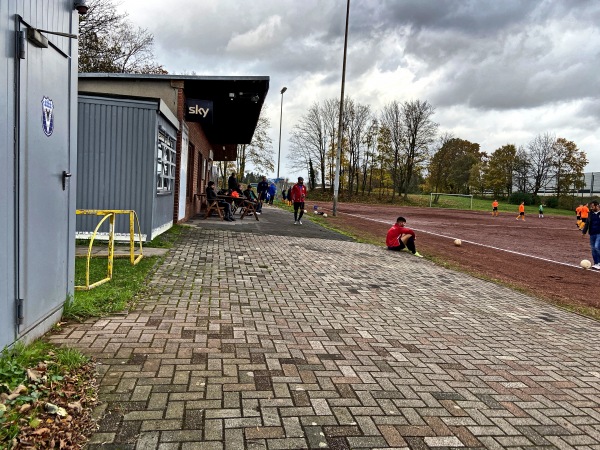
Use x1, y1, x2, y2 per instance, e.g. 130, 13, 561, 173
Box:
49, 225, 600, 449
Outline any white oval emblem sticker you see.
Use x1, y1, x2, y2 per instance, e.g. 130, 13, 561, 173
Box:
42, 96, 54, 137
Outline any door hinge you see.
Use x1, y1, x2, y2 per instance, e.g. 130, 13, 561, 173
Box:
17, 31, 26, 59
17, 298, 24, 325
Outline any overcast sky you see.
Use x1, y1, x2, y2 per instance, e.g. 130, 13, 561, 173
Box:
118, 0, 600, 178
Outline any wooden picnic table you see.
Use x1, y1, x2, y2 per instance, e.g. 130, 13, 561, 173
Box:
219, 195, 260, 221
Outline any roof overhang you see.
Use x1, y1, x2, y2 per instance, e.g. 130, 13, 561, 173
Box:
78, 73, 270, 147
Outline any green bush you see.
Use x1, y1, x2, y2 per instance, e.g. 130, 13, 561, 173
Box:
557, 196, 595, 211
544, 197, 558, 208
509, 192, 539, 205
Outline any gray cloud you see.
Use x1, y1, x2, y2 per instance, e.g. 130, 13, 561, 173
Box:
120, 0, 600, 172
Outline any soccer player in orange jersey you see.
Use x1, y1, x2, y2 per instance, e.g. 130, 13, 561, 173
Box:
516, 202, 525, 220
579, 204, 590, 230
492, 200, 499, 217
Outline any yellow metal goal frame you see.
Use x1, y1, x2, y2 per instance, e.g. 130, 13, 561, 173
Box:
75, 209, 144, 290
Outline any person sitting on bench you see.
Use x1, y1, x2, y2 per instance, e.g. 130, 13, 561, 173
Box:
206, 181, 235, 221
243, 185, 262, 214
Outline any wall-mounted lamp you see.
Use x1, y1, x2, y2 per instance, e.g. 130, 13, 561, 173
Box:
27, 28, 48, 48
74, 0, 89, 15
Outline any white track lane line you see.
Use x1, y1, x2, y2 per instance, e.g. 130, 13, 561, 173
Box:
342, 212, 595, 271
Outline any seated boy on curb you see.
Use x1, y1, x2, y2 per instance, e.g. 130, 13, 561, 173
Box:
386, 216, 423, 257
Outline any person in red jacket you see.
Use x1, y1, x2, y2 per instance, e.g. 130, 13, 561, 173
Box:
386, 216, 423, 257
290, 176, 307, 224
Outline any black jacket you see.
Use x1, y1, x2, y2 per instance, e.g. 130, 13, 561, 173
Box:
228, 175, 238, 191
257, 180, 268, 194
206, 186, 217, 201
582, 210, 600, 235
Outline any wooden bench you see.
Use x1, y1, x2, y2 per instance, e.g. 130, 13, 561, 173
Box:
204, 200, 225, 220
240, 200, 259, 221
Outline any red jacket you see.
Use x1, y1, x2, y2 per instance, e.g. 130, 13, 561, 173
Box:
289, 183, 307, 202
386, 223, 416, 248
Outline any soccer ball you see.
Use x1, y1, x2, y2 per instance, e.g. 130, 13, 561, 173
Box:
304, 209, 307, 213
313, 210, 318, 214
454, 239, 462, 246
580, 259, 592, 269
323, 213, 328, 218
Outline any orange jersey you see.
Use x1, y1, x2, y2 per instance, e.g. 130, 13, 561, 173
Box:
580, 206, 589, 219
518, 204, 525, 213
576, 206, 583, 215
492, 201, 498, 208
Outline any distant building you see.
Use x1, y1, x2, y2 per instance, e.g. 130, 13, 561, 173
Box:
514, 171, 599, 196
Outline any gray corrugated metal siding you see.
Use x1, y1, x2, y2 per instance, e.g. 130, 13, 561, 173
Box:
76, 95, 175, 241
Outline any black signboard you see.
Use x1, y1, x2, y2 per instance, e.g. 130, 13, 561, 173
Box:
185, 99, 213, 124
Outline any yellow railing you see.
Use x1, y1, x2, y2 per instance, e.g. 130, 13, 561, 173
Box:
75, 209, 144, 290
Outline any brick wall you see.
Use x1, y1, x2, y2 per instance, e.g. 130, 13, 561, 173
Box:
174, 87, 213, 223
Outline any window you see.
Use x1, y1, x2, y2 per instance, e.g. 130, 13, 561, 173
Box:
156, 127, 176, 194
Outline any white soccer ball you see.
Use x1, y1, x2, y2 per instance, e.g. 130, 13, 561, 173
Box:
323, 213, 328, 218
313, 210, 318, 214
304, 209, 308, 213
454, 239, 462, 246
580, 259, 592, 269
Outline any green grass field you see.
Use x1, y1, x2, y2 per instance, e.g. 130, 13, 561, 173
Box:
423, 194, 574, 216
305, 188, 578, 216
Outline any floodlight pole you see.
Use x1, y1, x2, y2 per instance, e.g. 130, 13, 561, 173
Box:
276, 87, 287, 180
333, 0, 350, 216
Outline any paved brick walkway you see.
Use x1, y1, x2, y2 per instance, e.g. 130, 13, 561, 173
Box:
49, 214, 600, 449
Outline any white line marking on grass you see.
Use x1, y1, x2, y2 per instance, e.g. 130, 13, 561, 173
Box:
344, 212, 590, 270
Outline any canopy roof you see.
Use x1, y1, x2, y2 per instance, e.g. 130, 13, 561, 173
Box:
79, 73, 270, 145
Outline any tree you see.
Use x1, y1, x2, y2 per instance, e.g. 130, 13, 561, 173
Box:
426, 137, 480, 195
288, 102, 329, 190
527, 133, 556, 196
342, 99, 371, 195
376, 125, 394, 199
400, 100, 438, 198
309, 159, 317, 190
79, 0, 166, 73
447, 140, 481, 194
485, 144, 517, 198
552, 138, 588, 198
322, 99, 340, 191
362, 119, 379, 194
237, 108, 274, 179
469, 158, 488, 196
424, 133, 454, 195
513, 146, 530, 193
379, 101, 404, 200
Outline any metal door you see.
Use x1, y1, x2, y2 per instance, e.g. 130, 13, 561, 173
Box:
16, 27, 71, 335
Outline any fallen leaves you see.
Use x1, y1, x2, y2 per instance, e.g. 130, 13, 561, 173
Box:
1, 360, 99, 449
